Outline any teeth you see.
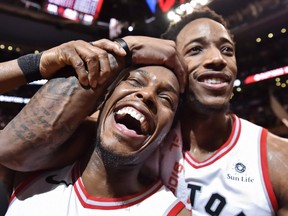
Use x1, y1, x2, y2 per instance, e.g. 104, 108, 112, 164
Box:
115, 106, 151, 135
204, 78, 224, 84
140, 116, 145, 123
116, 107, 146, 123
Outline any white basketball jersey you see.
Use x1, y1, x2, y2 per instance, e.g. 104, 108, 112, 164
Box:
6, 163, 185, 216
161, 114, 278, 215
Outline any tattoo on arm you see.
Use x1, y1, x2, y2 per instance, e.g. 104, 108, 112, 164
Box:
7, 77, 86, 145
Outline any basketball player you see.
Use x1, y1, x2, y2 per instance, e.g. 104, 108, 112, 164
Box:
155, 7, 288, 215
0, 39, 190, 215
3, 63, 189, 215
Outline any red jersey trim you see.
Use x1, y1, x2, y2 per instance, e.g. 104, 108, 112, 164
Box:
185, 114, 241, 168
166, 201, 188, 216
73, 166, 164, 210
260, 128, 278, 212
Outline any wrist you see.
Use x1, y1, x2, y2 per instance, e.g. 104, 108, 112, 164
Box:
17, 52, 43, 83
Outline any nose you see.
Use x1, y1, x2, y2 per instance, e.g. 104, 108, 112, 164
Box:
203, 47, 227, 70
135, 88, 157, 112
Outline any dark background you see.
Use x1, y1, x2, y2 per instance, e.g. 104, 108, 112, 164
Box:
0, 0, 288, 137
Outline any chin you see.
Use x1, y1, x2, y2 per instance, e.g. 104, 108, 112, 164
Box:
95, 137, 138, 168
186, 94, 230, 114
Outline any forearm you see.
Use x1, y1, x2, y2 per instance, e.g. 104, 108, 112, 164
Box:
0, 59, 27, 94
0, 76, 96, 170
0, 51, 124, 171
0, 39, 126, 94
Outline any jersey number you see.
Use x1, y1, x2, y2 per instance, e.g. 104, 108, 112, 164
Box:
188, 184, 246, 216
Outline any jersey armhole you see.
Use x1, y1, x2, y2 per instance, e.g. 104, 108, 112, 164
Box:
260, 128, 278, 212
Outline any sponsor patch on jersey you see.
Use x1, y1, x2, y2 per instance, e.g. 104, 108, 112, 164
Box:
226, 161, 254, 183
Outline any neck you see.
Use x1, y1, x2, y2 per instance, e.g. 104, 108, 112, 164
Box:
80, 150, 151, 198
180, 107, 233, 161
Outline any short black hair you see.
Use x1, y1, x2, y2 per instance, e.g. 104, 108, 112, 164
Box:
161, 7, 233, 41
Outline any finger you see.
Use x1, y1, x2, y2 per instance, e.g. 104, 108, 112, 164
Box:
61, 48, 89, 87
174, 53, 188, 93
84, 44, 110, 88
73, 41, 102, 88
97, 53, 112, 85
92, 39, 127, 56
86, 52, 111, 88
86, 56, 100, 89
160, 41, 187, 93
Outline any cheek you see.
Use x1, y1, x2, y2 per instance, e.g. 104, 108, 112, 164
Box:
158, 111, 175, 131
188, 73, 197, 91
185, 56, 201, 73
228, 58, 237, 74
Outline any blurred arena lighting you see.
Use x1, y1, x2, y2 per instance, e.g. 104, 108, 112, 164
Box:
0, 80, 47, 104
29, 79, 47, 85
244, 65, 288, 84
233, 79, 241, 87
167, 0, 212, 23
0, 95, 30, 104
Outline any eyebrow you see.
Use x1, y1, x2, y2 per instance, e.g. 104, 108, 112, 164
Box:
134, 69, 179, 95
184, 36, 234, 50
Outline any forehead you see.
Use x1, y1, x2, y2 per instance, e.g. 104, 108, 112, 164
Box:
130, 66, 179, 89
176, 18, 233, 49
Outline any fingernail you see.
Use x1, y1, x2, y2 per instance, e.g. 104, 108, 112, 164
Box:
81, 79, 89, 89
91, 79, 97, 88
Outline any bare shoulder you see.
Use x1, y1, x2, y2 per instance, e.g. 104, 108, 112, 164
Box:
267, 132, 288, 214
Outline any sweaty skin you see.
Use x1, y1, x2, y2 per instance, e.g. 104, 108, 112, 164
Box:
9, 65, 190, 215
176, 18, 237, 157
176, 18, 288, 214
0, 38, 189, 215
0, 37, 186, 171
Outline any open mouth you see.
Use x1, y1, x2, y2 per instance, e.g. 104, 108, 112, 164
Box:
200, 77, 226, 84
197, 73, 231, 84
114, 106, 151, 136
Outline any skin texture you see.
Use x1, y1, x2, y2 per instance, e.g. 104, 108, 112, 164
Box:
82, 65, 180, 197
176, 18, 288, 214
2, 16, 287, 214
0, 38, 186, 94
0, 39, 126, 93
0, 40, 126, 171
176, 18, 237, 156
0, 38, 189, 214
11, 65, 190, 215
0, 38, 186, 171
122, 35, 187, 93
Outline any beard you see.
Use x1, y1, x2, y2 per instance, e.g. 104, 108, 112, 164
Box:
94, 132, 138, 168
185, 90, 230, 115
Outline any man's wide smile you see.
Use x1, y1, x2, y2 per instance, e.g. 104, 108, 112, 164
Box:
106, 101, 156, 145
115, 106, 151, 136
195, 71, 232, 92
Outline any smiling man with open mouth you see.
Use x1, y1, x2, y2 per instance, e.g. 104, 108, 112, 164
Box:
5, 64, 190, 216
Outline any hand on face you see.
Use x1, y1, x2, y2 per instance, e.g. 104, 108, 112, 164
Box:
39, 39, 127, 89
98, 65, 180, 162
122, 36, 188, 93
